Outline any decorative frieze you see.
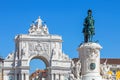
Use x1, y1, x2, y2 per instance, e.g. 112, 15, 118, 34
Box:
28, 42, 50, 54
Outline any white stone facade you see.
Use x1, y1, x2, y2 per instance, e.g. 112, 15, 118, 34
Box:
3, 17, 71, 80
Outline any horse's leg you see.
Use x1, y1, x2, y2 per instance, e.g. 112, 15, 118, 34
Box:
88, 31, 91, 42
91, 35, 92, 42
90, 35, 91, 42
85, 35, 88, 42
84, 34, 87, 42
88, 35, 89, 42
89, 32, 93, 42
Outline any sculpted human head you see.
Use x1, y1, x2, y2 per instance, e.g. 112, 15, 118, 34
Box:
88, 9, 92, 16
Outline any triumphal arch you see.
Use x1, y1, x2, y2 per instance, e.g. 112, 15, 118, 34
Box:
3, 17, 71, 80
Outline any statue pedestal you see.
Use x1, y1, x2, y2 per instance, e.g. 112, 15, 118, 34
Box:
78, 42, 102, 80
82, 74, 102, 80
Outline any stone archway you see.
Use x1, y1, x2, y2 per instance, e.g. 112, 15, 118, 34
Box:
28, 55, 49, 68
28, 55, 49, 80
3, 17, 71, 80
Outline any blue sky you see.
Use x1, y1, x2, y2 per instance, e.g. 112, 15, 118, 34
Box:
0, 0, 120, 73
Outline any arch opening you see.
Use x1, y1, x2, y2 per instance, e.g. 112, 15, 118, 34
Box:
29, 55, 49, 80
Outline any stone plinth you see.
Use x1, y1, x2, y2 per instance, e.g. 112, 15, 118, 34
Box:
78, 42, 102, 80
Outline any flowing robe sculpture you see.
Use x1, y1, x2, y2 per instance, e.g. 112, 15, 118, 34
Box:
100, 59, 112, 79
70, 60, 81, 80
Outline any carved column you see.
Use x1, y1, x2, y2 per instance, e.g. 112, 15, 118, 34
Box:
21, 74, 24, 80
19, 74, 21, 80
25, 73, 29, 80
60, 74, 64, 80
51, 74, 54, 80
59, 74, 61, 80
54, 74, 56, 80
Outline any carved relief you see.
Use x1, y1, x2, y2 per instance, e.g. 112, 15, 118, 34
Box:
28, 42, 49, 55
52, 43, 63, 60
86, 48, 99, 60
35, 43, 44, 51
51, 42, 70, 61
52, 43, 58, 60
28, 42, 35, 52
21, 42, 27, 57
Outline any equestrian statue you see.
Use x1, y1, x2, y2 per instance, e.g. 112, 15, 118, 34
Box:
83, 9, 95, 42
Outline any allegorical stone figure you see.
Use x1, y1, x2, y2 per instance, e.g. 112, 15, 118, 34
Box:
83, 9, 95, 42
100, 59, 112, 79
70, 60, 81, 80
